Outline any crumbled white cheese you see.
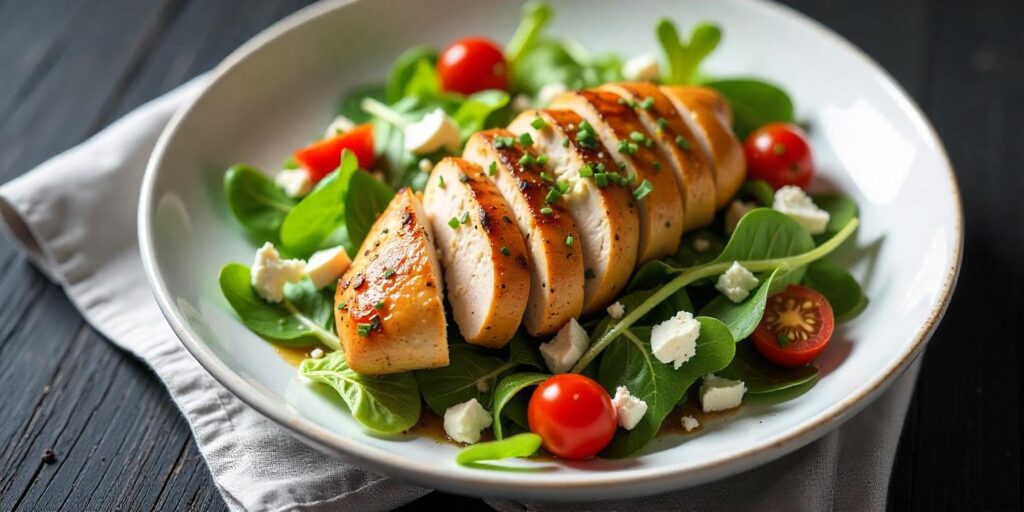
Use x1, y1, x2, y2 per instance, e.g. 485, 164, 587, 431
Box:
699, 374, 746, 412
622, 54, 661, 82
725, 200, 756, 234
443, 398, 493, 444
606, 301, 625, 319
650, 310, 700, 369
539, 318, 589, 374
310, 348, 325, 359
537, 82, 568, 106
772, 185, 830, 235
693, 236, 711, 253
306, 246, 352, 289
404, 108, 461, 155
612, 386, 648, 430
324, 115, 356, 138
681, 415, 700, 432
275, 168, 313, 198
251, 242, 306, 303
418, 158, 433, 173
715, 261, 760, 303
511, 94, 533, 113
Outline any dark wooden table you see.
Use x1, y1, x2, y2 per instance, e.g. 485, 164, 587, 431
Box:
0, 1, 1019, 510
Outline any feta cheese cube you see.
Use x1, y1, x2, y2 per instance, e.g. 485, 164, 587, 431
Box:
306, 245, 352, 289
443, 398, 493, 444
681, 415, 700, 432
404, 108, 461, 155
725, 199, 756, 234
539, 318, 589, 374
606, 301, 625, 319
612, 386, 648, 430
275, 168, 313, 198
622, 53, 661, 82
772, 185, 830, 235
715, 261, 759, 303
650, 310, 700, 369
310, 348, 325, 359
251, 242, 306, 303
699, 374, 746, 412
324, 115, 356, 138
537, 82, 568, 106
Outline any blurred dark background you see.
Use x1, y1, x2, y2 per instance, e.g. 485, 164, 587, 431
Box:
0, 1, 1019, 510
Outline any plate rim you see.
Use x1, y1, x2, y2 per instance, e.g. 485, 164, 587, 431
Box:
138, 0, 964, 499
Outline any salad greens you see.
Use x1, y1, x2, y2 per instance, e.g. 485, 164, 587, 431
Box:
215, 0, 870, 468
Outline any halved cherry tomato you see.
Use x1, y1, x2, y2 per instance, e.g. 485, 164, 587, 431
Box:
743, 123, 814, 190
752, 285, 834, 368
527, 374, 617, 459
437, 37, 508, 95
293, 124, 375, 183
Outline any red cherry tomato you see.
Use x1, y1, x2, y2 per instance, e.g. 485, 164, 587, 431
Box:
527, 374, 617, 459
743, 123, 815, 190
437, 37, 508, 95
752, 285, 835, 368
293, 124, 375, 183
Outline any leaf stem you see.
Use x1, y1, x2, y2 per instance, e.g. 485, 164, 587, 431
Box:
571, 218, 859, 372
283, 300, 341, 351
360, 97, 409, 129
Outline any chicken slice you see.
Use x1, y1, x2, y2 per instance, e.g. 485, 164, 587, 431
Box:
334, 189, 448, 375
463, 130, 585, 336
508, 109, 640, 314
550, 89, 684, 261
422, 157, 530, 348
661, 86, 746, 209
599, 82, 717, 230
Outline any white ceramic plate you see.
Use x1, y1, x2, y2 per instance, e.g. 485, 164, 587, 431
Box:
139, 0, 962, 500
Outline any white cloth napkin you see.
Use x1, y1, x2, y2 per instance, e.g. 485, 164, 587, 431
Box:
0, 76, 921, 512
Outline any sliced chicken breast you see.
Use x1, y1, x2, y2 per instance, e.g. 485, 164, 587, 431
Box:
422, 157, 530, 348
661, 86, 746, 209
508, 109, 640, 314
463, 130, 585, 336
599, 82, 717, 230
549, 90, 684, 262
334, 189, 448, 375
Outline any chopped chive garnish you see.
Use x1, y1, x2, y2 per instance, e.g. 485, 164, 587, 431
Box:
540, 172, 554, 183
596, 162, 606, 172
584, 268, 595, 279
618, 140, 638, 155
438, 175, 446, 188
519, 154, 536, 166
448, 217, 460, 228
564, 234, 574, 246
561, 137, 570, 147
618, 162, 628, 172
494, 136, 515, 148
545, 188, 562, 204
458, 173, 469, 183
357, 323, 372, 336
382, 227, 389, 234
500, 246, 511, 256
531, 117, 547, 129
555, 181, 570, 193
579, 165, 594, 178
675, 136, 691, 150
639, 97, 654, 110
460, 211, 470, 224
594, 173, 609, 187
656, 117, 668, 129
540, 206, 553, 216
617, 97, 637, 108
488, 161, 497, 176
579, 120, 595, 134
337, 302, 347, 310
633, 179, 654, 200
384, 268, 396, 278
375, 301, 385, 309
629, 131, 646, 142
652, 160, 662, 170
536, 155, 549, 165
518, 132, 534, 146
643, 138, 654, 148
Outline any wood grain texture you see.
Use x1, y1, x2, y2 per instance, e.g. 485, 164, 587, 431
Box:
0, 0, 1020, 510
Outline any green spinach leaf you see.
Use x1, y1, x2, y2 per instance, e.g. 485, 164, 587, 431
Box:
344, 170, 395, 254
598, 318, 735, 458
219, 263, 339, 349
713, 208, 815, 286
717, 343, 818, 394
280, 150, 359, 257
455, 433, 542, 466
415, 345, 513, 415
672, 229, 727, 268
741, 179, 776, 207
803, 259, 867, 321
386, 46, 438, 103
453, 90, 510, 140
628, 260, 682, 292
337, 84, 386, 124
508, 333, 546, 370
699, 268, 781, 341
224, 165, 295, 242
491, 372, 548, 439
812, 194, 859, 243
299, 351, 421, 433
703, 78, 795, 139
506, 1, 553, 66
